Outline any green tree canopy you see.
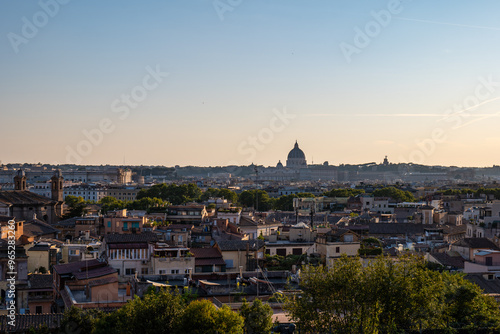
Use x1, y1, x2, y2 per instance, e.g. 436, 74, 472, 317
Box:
63, 195, 89, 219
239, 190, 274, 211
137, 183, 202, 204
322, 188, 365, 198
240, 299, 274, 334
286, 255, 500, 333
98, 196, 126, 213
93, 288, 185, 334
273, 193, 315, 211
178, 300, 244, 334
372, 186, 416, 202
200, 188, 238, 204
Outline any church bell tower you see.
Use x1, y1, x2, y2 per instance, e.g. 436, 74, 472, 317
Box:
51, 170, 64, 202
14, 169, 27, 191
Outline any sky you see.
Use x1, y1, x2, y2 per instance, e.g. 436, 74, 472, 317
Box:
1, 0, 500, 167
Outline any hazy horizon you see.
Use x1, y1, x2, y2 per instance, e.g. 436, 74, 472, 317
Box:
2, 1, 500, 168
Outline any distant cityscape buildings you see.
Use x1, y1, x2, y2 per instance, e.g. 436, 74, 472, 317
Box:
3, 142, 500, 330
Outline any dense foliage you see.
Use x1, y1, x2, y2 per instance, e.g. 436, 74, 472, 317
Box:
35, 289, 252, 334
137, 183, 202, 204
200, 187, 239, 204
238, 190, 274, 211
286, 255, 500, 333
322, 188, 365, 198
273, 193, 315, 211
63, 195, 89, 219
240, 299, 274, 334
372, 186, 416, 202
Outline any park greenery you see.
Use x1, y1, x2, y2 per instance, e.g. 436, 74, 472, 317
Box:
286, 255, 500, 333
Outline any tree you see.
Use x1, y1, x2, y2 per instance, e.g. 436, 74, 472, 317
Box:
372, 186, 415, 202
178, 300, 244, 334
60, 307, 103, 334
137, 183, 202, 204
239, 190, 274, 211
98, 196, 126, 213
92, 288, 184, 334
127, 197, 168, 210
200, 188, 238, 204
286, 255, 500, 333
63, 195, 89, 219
240, 299, 274, 334
322, 188, 365, 198
273, 193, 315, 211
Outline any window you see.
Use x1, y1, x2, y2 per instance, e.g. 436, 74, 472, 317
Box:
123, 222, 128, 230
125, 268, 135, 275
171, 269, 179, 274
335, 247, 340, 253
141, 268, 148, 275
292, 248, 303, 255
486, 257, 493, 266
107, 221, 111, 228
344, 234, 354, 242
69, 249, 79, 256
225, 259, 234, 268
36, 306, 42, 314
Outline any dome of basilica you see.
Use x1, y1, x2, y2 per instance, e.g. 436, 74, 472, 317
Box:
287, 141, 305, 160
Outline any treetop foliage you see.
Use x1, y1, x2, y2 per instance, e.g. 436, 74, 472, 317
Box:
286, 255, 500, 333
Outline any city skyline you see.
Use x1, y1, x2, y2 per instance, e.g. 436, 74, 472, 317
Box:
2, 1, 500, 167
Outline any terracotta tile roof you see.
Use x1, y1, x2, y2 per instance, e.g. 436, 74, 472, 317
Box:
453, 238, 500, 250
53, 216, 78, 227
104, 232, 158, 243
367, 223, 430, 235
0, 314, 63, 332
23, 219, 60, 237
195, 258, 226, 266
0, 190, 54, 205
429, 252, 465, 269
88, 276, 118, 287
53, 259, 116, 280
190, 247, 223, 259
73, 266, 116, 280
465, 273, 500, 294
216, 239, 264, 251
28, 274, 53, 289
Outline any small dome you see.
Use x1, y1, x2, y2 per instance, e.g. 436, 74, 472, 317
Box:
276, 160, 283, 168
287, 141, 305, 160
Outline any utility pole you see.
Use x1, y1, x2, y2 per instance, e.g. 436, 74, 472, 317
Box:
310, 204, 315, 229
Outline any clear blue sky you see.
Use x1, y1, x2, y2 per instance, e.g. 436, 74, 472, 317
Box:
1, 0, 500, 167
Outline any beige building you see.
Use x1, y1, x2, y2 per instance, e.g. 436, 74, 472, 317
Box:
151, 244, 194, 275
215, 239, 265, 272
314, 229, 361, 268
26, 242, 59, 273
